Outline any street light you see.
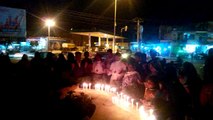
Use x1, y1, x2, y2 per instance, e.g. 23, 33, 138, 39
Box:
113, 0, 117, 53
45, 19, 55, 37
45, 19, 55, 51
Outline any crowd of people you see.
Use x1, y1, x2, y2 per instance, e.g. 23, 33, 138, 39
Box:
0, 48, 212, 120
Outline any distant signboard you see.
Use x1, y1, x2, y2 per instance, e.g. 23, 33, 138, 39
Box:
0, 6, 26, 37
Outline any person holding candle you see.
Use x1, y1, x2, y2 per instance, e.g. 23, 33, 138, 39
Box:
141, 75, 172, 120
121, 57, 145, 100
104, 49, 115, 84
109, 52, 126, 90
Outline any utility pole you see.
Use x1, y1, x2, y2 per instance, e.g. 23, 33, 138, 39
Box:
133, 17, 143, 51
121, 26, 128, 47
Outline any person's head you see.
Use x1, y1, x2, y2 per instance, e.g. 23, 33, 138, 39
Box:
67, 52, 75, 62
145, 75, 160, 90
107, 49, 113, 57
208, 48, 213, 56
94, 53, 102, 61
107, 49, 112, 54
21, 54, 28, 61
114, 52, 121, 61
34, 51, 40, 58
58, 53, 66, 61
150, 49, 157, 59
126, 57, 136, 71
75, 52, 82, 61
135, 52, 147, 63
84, 51, 89, 58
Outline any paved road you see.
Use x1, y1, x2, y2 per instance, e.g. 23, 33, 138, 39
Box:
75, 88, 141, 120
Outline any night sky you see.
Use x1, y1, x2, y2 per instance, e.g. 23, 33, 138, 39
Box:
0, 0, 212, 39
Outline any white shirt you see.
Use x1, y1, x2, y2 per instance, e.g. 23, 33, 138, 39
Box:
110, 60, 126, 81
92, 61, 105, 74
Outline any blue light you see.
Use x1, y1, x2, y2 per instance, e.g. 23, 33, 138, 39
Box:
184, 44, 198, 53
133, 44, 138, 48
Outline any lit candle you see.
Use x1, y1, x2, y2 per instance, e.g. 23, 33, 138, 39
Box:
136, 102, 139, 110
148, 109, 156, 120
131, 99, 134, 108
101, 84, 104, 91
95, 84, 101, 90
89, 83, 91, 89
106, 85, 110, 92
139, 105, 148, 119
82, 82, 87, 89
85, 83, 88, 89
111, 87, 116, 93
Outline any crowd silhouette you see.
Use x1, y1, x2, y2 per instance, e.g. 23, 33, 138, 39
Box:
0, 48, 212, 120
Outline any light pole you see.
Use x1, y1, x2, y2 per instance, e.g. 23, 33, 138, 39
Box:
113, 0, 117, 53
121, 25, 128, 47
45, 19, 55, 51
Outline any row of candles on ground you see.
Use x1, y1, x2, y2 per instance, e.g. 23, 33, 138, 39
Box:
82, 83, 117, 93
82, 82, 156, 120
112, 92, 156, 120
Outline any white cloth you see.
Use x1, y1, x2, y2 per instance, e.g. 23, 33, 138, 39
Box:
92, 61, 105, 74
109, 60, 126, 81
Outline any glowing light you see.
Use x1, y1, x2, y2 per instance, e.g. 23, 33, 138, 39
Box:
8, 45, 13, 49
133, 44, 138, 48
122, 53, 129, 59
139, 106, 156, 120
185, 44, 198, 53
95, 84, 101, 90
14, 53, 23, 58
45, 19, 55, 27
207, 45, 213, 50
154, 46, 161, 54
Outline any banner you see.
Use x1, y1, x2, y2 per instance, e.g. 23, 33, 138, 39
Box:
0, 6, 26, 38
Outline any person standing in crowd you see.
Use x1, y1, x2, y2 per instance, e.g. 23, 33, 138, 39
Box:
134, 52, 148, 82
104, 49, 114, 83
109, 52, 126, 90
81, 51, 93, 83
147, 49, 164, 76
121, 57, 144, 99
73, 52, 84, 82
92, 53, 106, 84
200, 48, 213, 119
178, 61, 202, 119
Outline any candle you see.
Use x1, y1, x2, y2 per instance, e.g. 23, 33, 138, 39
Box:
131, 99, 134, 108
83, 82, 87, 89
89, 83, 91, 89
105, 85, 110, 92
136, 102, 139, 110
101, 84, 104, 91
139, 106, 148, 119
95, 84, 101, 90
111, 87, 116, 93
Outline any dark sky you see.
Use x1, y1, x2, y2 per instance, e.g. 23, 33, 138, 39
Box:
0, 0, 212, 37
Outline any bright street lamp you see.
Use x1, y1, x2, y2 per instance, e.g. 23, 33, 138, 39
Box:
45, 19, 55, 37
45, 19, 55, 52
113, 0, 117, 53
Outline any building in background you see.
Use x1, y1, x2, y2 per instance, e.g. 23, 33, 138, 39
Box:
0, 6, 26, 53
